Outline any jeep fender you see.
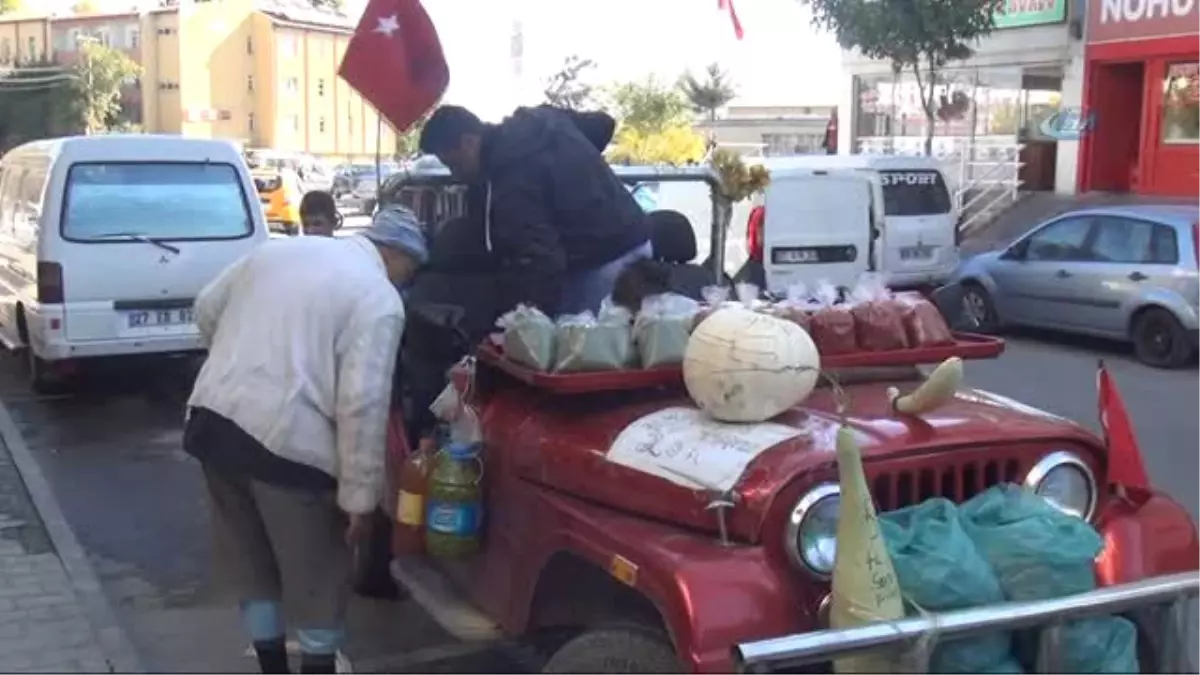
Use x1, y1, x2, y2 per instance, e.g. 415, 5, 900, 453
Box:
512, 489, 811, 674
1094, 488, 1200, 586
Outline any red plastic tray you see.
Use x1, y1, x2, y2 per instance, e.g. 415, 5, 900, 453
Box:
476, 332, 1004, 395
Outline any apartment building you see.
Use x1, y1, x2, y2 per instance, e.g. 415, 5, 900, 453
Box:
0, 0, 393, 160
695, 105, 837, 157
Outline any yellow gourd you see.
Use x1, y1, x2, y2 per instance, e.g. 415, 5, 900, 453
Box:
887, 357, 964, 416
829, 425, 906, 674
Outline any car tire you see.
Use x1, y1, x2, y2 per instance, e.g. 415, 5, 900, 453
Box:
1132, 307, 1193, 369
960, 282, 1001, 334
542, 625, 681, 674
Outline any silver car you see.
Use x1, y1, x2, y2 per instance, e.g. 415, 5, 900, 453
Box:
956, 205, 1199, 368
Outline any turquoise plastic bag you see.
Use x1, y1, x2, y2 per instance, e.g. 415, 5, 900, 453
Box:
959, 484, 1138, 673
880, 498, 1024, 674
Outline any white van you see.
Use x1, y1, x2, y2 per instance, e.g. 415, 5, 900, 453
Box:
734, 155, 960, 291
0, 135, 268, 391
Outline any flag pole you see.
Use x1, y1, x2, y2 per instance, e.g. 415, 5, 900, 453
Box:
374, 110, 383, 212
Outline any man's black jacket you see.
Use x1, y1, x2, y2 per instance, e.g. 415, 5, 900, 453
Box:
471, 105, 650, 315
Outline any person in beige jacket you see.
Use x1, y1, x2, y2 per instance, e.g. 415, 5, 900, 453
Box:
183, 206, 427, 674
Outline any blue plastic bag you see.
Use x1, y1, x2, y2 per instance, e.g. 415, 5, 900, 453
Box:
959, 484, 1138, 673
881, 498, 1024, 674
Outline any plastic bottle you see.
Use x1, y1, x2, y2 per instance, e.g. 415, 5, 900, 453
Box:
425, 441, 483, 558
829, 425, 906, 674
393, 437, 436, 556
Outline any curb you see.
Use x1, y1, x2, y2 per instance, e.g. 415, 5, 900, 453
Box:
0, 399, 144, 674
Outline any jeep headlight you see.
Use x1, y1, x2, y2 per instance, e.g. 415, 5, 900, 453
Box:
784, 483, 840, 577
1025, 451, 1096, 520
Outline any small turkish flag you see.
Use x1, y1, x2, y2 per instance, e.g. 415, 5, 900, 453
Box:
338, 0, 449, 133
718, 0, 744, 40
1097, 360, 1150, 490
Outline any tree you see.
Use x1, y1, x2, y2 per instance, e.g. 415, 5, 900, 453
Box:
678, 63, 737, 122
803, 0, 1003, 155
73, 39, 142, 134
602, 76, 690, 135
0, 62, 77, 152
543, 55, 596, 110
395, 113, 428, 157
0, 0, 24, 14
606, 125, 706, 166
71, 0, 98, 13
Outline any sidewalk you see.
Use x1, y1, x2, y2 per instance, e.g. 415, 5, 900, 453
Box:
0, 404, 142, 673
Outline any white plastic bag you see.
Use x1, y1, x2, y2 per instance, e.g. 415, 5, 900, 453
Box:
735, 282, 765, 311
553, 304, 634, 372
633, 293, 701, 368
497, 304, 555, 371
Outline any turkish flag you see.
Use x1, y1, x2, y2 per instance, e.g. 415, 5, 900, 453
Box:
1098, 361, 1150, 490
718, 0, 744, 40
338, 0, 449, 133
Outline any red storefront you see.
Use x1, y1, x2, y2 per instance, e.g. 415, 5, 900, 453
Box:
1079, 0, 1199, 197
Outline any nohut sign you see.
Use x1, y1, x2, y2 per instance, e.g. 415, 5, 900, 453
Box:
1088, 0, 1199, 43
993, 0, 1068, 28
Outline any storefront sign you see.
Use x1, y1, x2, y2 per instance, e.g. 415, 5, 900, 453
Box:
994, 0, 1067, 28
1087, 0, 1199, 44
1038, 108, 1097, 139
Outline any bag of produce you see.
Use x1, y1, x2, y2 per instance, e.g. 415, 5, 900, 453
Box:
773, 283, 815, 330
808, 281, 858, 355
896, 292, 955, 347
960, 484, 1138, 673
633, 293, 701, 368
552, 303, 634, 373
693, 285, 731, 329
880, 498, 1023, 674
496, 304, 555, 371
850, 273, 910, 352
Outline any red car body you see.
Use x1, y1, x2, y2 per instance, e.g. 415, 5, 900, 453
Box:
386, 363, 1199, 672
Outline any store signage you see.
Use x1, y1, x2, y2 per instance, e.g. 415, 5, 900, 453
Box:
879, 171, 940, 186
994, 0, 1067, 28
1038, 108, 1097, 140
1087, 0, 1199, 44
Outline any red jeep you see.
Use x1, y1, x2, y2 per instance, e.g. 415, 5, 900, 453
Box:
376, 167, 1199, 673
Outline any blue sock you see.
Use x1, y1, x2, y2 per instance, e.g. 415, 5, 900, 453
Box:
296, 627, 345, 656
240, 599, 285, 642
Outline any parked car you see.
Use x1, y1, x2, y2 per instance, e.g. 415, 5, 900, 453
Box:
350, 164, 401, 215
332, 163, 376, 198
0, 135, 269, 392
955, 204, 1199, 368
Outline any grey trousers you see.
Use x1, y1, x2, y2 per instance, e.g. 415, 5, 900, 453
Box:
203, 463, 352, 649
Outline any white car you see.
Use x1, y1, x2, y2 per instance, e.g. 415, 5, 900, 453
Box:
0, 135, 269, 392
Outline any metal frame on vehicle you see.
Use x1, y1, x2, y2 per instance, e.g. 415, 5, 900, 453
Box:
733, 571, 1199, 673
377, 161, 734, 281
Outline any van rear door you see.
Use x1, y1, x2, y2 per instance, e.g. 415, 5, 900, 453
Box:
56, 161, 261, 342
761, 170, 875, 292
876, 169, 957, 286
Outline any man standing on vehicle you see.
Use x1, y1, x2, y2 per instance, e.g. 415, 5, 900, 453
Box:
418, 104, 651, 315
182, 208, 427, 674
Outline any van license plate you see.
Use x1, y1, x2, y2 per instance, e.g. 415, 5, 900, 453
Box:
126, 308, 194, 329
900, 245, 937, 261
771, 246, 857, 265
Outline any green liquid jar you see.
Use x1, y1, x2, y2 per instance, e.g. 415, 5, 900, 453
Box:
425, 442, 483, 558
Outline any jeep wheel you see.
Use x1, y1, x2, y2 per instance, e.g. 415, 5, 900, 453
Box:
1132, 308, 1193, 369
542, 626, 681, 674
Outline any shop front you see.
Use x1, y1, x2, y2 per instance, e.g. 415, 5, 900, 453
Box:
1079, 0, 1199, 197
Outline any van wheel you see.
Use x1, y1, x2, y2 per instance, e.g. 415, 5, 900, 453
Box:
542, 625, 681, 674
1132, 308, 1192, 369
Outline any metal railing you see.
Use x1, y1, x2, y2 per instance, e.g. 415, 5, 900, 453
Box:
734, 571, 1199, 674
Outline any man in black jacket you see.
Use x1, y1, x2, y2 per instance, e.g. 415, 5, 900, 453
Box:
418, 104, 652, 316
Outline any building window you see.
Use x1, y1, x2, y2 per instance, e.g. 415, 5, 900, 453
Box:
285, 77, 299, 93
246, 36, 253, 54
128, 28, 139, 49
317, 78, 325, 97
95, 29, 111, 47
0, 39, 10, 63
158, 82, 179, 91
1162, 62, 1199, 145
248, 113, 255, 133
290, 114, 300, 132
319, 117, 326, 133
247, 75, 254, 92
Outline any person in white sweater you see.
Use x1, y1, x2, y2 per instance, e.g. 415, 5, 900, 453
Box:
183, 206, 427, 674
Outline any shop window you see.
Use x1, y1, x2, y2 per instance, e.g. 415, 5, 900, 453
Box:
1161, 62, 1199, 145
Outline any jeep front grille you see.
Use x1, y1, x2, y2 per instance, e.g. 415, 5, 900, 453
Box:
871, 456, 1024, 511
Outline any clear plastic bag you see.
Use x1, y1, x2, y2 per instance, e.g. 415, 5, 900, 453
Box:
552, 304, 634, 372
850, 273, 910, 352
694, 285, 730, 329
896, 292, 955, 347
497, 304, 555, 371
772, 282, 815, 330
808, 281, 858, 355
735, 282, 766, 311
633, 293, 701, 368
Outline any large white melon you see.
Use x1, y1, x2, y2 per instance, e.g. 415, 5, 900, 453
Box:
683, 307, 821, 423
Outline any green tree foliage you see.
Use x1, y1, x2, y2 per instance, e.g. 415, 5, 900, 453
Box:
606, 125, 706, 166
74, 39, 143, 134
602, 76, 690, 135
803, 0, 1003, 155
395, 113, 428, 157
0, 0, 23, 13
71, 0, 99, 13
0, 62, 77, 152
543, 55, 596, 110
678, 63, 737, 122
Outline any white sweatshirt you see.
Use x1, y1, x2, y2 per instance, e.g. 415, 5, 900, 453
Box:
188, 235, 405, 514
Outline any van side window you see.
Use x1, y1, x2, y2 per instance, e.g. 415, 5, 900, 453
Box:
877, 170, 952, 216
0, 168, 25, 238
14, 165, 47, 247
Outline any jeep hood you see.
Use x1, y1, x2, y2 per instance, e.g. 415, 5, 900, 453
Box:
489, 380, 1099, 543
